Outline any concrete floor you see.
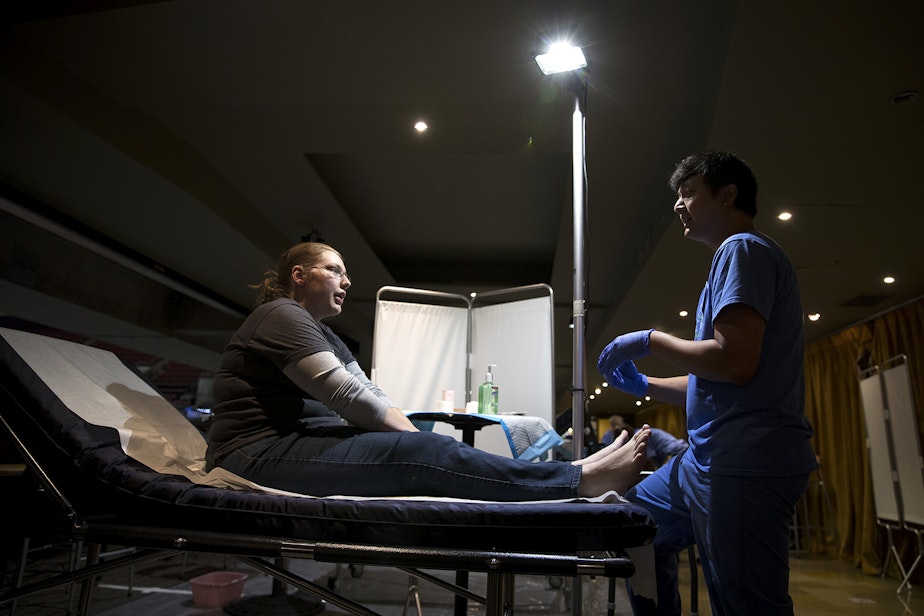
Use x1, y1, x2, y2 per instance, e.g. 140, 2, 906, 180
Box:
4, 542, 924, 616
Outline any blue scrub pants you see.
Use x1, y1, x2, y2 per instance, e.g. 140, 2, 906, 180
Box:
217, 426, 582, 501
626, 450, 809, 616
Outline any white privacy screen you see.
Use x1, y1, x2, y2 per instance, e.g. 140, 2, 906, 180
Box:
371, 288, 555, 426
371, 300, 469, 413
471, 297, 555, 425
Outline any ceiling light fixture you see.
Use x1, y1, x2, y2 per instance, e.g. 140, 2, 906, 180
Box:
808, 313, 821, 322
414, 121, 428, 133
884, 276, 896, 284
679, 310, 689, 317
778, 211, 793, 221
535, 42, 587, 75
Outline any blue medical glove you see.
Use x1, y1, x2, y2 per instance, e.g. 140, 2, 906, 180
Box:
602, 360, 649, 397
596, 329, 654, 377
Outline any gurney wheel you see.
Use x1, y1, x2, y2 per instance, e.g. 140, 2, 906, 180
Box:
547, 575, 564, 589
350, 564, 364, 578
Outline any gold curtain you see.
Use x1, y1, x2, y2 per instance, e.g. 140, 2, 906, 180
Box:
635, 403, 687, 441
803, 325, 877, 569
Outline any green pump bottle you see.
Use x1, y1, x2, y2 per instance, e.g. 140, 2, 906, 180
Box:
477, 364, 499, 415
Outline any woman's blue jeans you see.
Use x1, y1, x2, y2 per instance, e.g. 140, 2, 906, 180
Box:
218, 426, 581, 501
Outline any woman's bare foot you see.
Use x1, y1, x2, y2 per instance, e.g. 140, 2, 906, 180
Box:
573, 429, 630, 465
575, 425, 651, 497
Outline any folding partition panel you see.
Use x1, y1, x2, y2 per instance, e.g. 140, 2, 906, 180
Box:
371, 285, 556, 426
371, 288, 470, 415
859, 355, 923, 592
470, 287, 556, 425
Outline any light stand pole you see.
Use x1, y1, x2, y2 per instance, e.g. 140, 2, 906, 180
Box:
569, 80, 587, 461
567, 77, 588, 616
534, 41, 589, 462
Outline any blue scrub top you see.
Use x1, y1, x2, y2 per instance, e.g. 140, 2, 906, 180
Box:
686, 231, 818, 477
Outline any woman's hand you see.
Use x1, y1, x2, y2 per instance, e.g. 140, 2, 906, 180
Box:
379, 407, 420, 432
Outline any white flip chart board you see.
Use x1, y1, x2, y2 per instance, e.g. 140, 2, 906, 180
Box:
859, 367, 902, 524
883, 357, 924, 528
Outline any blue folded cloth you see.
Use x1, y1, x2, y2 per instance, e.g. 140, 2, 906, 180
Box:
497, 414, 563, 461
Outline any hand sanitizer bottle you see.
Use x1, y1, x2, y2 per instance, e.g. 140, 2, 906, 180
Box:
478, 364, 499, 415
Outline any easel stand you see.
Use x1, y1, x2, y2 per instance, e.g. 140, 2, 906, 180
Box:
882, 523, 924, 593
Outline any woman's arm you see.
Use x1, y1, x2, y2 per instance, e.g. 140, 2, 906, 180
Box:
283, 351, 418, 432
344, 360, 398, 407
377, 406, 420, 431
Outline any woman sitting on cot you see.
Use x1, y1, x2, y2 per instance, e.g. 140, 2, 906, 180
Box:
206, 242, 649, 500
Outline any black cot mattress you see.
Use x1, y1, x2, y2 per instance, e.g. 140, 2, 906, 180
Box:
0, 326, 655, 556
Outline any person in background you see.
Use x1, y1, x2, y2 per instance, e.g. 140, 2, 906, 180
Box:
597, 152, 817, 615
606, 417, 688, 470
600, 414, 626, 447
207, 241, 651, 501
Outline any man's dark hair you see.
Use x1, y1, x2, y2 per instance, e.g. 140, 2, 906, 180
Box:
668, 151, 758, 217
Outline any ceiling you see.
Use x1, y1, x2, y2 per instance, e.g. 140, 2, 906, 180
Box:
1, 0, 922, 419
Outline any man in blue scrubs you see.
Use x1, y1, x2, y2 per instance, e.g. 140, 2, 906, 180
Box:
597, 152, 817, 615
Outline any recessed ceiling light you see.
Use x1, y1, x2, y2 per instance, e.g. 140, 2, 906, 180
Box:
635, 400, 642, 406
414, 121, 429, 133
808, 313, 821, 322
679, 310, 689, 317
778, 211, 793, 221
589, 394, 595, 400
883, 276, 895, 284
601, 381, 608, 387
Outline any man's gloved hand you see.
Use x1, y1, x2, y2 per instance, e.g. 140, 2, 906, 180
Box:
601, 360, 649, 397
596, 329, 654, 377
